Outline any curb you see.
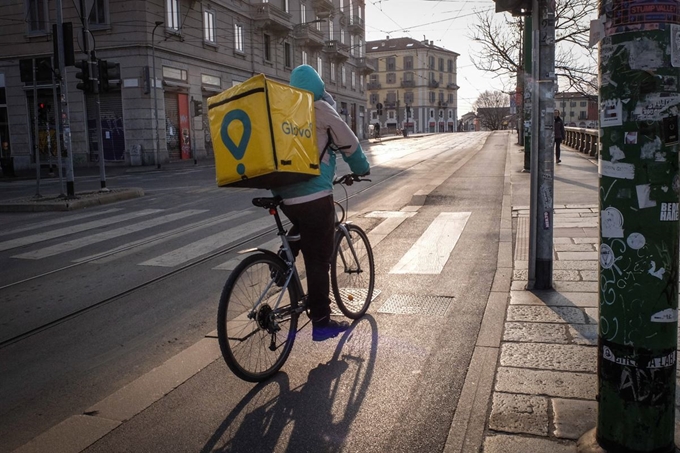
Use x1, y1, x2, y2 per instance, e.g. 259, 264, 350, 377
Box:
0, 188, 144, 212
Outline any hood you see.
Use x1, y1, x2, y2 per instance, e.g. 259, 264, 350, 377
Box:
290, 65, 325, 101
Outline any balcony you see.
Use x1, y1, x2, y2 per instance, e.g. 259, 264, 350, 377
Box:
312, 0, 334, 18
367, 81, 381, 90
251, 4, 293, 36
348, 15, 364, 33
401, 80, 415, 88
429, 80, 439, 88
293, 24, 325, 49
383, 101, 397, 109
446, 82, 459, 90
323, 40, 350, 62
356, 57, 375, 75
438, 101, 448, 108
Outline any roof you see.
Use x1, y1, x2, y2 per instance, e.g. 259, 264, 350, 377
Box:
366, 37, 459, 57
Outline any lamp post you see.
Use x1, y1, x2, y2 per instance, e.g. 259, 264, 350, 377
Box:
152, 21, 163, 169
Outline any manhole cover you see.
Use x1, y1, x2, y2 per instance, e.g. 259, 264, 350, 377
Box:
331, 289, 382, 315
377, 294, 454, 315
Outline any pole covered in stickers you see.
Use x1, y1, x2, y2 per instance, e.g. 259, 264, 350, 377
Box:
586, 0, 680, 451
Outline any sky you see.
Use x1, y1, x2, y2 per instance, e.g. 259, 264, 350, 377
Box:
364, 0, 505, 116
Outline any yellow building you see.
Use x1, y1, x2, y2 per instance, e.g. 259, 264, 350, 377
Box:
365, 37, 459, 134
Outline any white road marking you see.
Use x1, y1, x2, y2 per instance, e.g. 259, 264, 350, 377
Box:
139, 216, 273, 267
13, 210, 208, 259
213, 238, 281, 271
365, 211, 416, 248
0, 209, 164, 252
75, 211, 253, 264
390, 212, 471, 274
0, 209, 123, 237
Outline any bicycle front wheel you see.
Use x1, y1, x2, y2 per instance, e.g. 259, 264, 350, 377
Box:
331, 224, 375, 319
217, 253, 300, 382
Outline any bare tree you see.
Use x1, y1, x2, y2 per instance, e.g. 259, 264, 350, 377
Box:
469, 0, 597, 95
475, 90, 510, 131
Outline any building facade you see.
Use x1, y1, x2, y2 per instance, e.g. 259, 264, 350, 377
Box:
556, 92, 598, 128
365, 37, 459, 134
0, 0, 370, 172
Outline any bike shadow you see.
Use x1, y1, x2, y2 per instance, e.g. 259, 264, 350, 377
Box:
201, 315, 379, 453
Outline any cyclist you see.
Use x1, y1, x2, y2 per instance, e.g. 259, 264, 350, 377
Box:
272, 65, 370, 341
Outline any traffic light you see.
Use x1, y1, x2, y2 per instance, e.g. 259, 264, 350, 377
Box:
376, 102, 383, 116
74, 59, 91, 93
193, 99, 203, 117
493, 0, 531, 15
99, 60, 120, 92
38, 103, 47, 123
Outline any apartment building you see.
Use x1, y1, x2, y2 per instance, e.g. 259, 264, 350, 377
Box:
555, 92, 598, 128
365, 37, 459, 134
0, 0, 370, 172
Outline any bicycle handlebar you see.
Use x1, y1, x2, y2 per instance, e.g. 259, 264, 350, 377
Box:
333, 173, 371, 186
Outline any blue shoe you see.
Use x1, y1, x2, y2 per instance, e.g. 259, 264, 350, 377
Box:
312, 319, 350, 341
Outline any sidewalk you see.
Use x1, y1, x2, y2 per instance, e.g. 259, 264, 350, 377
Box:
483, 137, 679, 452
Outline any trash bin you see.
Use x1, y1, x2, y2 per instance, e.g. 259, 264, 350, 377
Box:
129, 144, 142, 166
0, 157, 15, 177
402, 129, 408, 138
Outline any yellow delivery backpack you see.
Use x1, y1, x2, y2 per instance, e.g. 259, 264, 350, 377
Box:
208, 74, 320, 188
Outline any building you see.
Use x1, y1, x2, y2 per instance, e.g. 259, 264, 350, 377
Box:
459, 112, 478, 131
0, 0, 370, 172
555, 92, 598, 128
365, 37, 459, 135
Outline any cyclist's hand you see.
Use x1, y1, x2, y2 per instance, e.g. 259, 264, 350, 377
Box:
343, 174, 355, 186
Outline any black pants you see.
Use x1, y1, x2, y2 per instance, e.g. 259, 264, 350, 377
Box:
555, 139, 562, 161
281, 195, 335, 323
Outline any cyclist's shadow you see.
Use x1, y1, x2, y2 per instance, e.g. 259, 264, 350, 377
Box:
202, 315, 379, 453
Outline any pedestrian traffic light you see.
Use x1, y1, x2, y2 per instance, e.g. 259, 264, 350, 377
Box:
38, 103, 47, 122
493, 0, 531, 15
99, 60, 120, 92
376, 102, 383, 116
193, 99, 203, 117
74, 59, 91, 93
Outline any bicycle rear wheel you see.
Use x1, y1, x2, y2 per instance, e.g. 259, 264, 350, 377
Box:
331, 224, 375, 319
217, 253, 300, 382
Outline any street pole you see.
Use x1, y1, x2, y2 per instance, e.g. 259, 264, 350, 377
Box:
527, 0, 554, 290
51, 56, 65, 196
92, 53, 108, 191
523, 15, 532, 171
32, 59, 41, 197
577, 1, 679, 451
58, 0, 75, 197
152, 21, 163, 169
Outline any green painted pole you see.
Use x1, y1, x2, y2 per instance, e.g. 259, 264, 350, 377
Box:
596, 0, 679, 450
523, 15, 532, 171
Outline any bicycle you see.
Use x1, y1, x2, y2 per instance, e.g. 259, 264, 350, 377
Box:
217, 174, 375, 382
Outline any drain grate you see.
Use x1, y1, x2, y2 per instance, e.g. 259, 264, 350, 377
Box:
331, 289, 382, 315
377, 294, 454, 315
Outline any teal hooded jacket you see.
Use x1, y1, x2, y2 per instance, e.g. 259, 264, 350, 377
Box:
272, 65, 370, 205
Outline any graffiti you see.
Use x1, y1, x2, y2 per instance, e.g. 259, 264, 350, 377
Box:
619, 365, 671, 403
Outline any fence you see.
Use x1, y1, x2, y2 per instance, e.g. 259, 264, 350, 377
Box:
564, 127, 598, 158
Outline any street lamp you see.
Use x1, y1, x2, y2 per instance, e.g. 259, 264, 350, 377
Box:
152, 20, 163, 169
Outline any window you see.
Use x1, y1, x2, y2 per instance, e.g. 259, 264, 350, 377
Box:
341, 65, 346, 86
447, 59, 453, 73
570, 111, 575, 117
201, 74, 221, 89
27, 0, 49, 33
340, 0, 344, 12
439, 92, 444, 102
386, 73, 396, 84
284, 42, 292, 67
329, 21, 334, 40
448, 93, 453, 103
438, 58, 444, 72
284, 0, 289, 12
301, 3, 306, 23
387, 57, 395, 71
360, 76, 364, 91
561, 101, 566, 107
204, 10, 216, 44
234, 23, 244, 52
429, 56, 435, 69
317, 56, 323, 78
264, 34, 271, 60
167, 0, 180, 31
316, 16, 321, 30
163, 66, 188, 82
349, 0, 354, 16
580, 101, 587, 107
429, 72, 435, 82
404, 72, 413, 82
340, 30, 345, 44
358, 38, 363, 57
388, 111, 395, 119
371, 111, 377, 120
386, 92, 396, 103
351, 70, 356, 89
302, 50, 308, 65
369, 74, 378, 84
350, 35, 355, 56
330, 62, 336, 81
570, 101, 576, 107
429, 91, 435, 103
404, 56, 413, 70
88, 0, 108, 27
404, 92, 414, 104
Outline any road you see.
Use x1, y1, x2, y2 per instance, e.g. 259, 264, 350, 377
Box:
0, 131, 503, 452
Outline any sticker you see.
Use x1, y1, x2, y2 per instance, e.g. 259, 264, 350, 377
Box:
628, 37, 665, 70
651, 308, 678, 323
602, 207, 624, 238
632, 94, 680, 122
601, 99, 623, 127
600, 159, 635, 179
641, 137, 662, 159
544, 211, 550, 229
660, 202, 679, 220
625, 132, 638, 145
648, 260, 666, 279
609, 145, 625, 163
602, 345, 637, 367
663, 115, 679, 145
627, 232, 646, 249
636, 184, 657, 209
600, 243, 616, 269
647, 351, 676, 368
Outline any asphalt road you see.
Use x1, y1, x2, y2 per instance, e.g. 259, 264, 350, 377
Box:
0, 131, 502, 452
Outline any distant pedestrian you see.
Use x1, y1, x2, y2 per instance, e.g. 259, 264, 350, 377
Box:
374, 122, 380, 139
554, 109, 565, 164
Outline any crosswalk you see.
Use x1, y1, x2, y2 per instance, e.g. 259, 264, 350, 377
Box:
2, 206, 473, 275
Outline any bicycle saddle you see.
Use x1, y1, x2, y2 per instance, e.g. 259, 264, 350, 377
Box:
252, 197, 283, 209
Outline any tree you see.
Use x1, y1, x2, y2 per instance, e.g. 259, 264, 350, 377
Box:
469, 0, 597, 95
474, 90, 510, 131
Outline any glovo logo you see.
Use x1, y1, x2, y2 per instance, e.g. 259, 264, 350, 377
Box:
220, 109, 251, 176
281, 121, 313, 139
